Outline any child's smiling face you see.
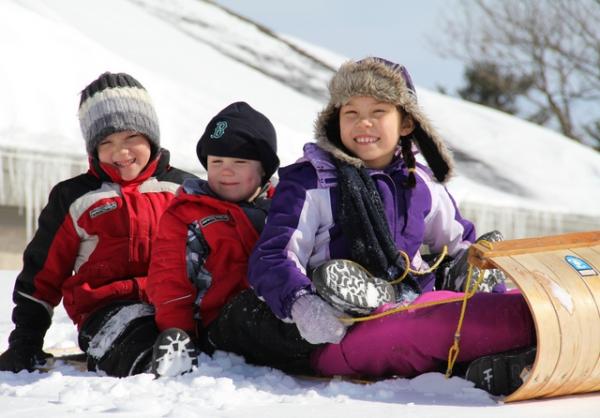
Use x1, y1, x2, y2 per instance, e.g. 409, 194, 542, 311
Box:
97, 131, 152, 181
207, 155, 264, 202
339, 96, 414, 169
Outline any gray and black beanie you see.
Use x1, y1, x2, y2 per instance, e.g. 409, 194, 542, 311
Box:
314, 57, 454, 184
78, 72, 160, 156
197, 101, 279, 185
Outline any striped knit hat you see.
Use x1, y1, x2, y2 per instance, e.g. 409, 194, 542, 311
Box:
78, 72, 160, 156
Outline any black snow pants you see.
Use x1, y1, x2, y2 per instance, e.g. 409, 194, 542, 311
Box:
78, 301, 159, 377
201, 289, 317, 375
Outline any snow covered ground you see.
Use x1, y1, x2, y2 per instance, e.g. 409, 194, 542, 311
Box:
1, 270, 599, 417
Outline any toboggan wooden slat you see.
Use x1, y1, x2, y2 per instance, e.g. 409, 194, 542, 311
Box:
468, 231, 600, 402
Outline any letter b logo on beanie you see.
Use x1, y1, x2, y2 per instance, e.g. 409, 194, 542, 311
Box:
210, 121, 228, 139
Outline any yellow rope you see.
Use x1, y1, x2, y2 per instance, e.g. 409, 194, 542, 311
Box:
340, 295, 466, 324
445, 264, 485, 377
388, 251, 412, 284
478, 240, 494, 250
444, 239, 493, 377
388, 245, 449, 285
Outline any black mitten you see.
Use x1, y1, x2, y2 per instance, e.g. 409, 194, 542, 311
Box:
0, 345, 53, 372
1, 292, 54, 372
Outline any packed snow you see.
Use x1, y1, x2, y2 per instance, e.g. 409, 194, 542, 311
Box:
1, 270, 599, 417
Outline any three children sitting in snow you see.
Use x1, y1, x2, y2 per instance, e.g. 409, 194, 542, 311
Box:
0, 59, 535, 397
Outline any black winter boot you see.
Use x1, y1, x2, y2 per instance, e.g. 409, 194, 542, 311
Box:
464, 346, 536, 396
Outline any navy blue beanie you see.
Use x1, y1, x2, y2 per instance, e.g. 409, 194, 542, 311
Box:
197, 102, 279, 184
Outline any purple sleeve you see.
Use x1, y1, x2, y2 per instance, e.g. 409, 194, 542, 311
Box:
248, 164, 320, 319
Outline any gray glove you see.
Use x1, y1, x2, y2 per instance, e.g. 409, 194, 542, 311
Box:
291, 294, 348, 344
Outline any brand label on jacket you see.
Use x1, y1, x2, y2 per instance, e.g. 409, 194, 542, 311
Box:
200, 214, 230, 227
89, 201, 117, 218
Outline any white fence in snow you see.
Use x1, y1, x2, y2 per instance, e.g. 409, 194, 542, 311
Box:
2, 146, 599, 247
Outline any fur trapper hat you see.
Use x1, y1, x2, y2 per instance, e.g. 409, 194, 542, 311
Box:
314, 57, 454, 182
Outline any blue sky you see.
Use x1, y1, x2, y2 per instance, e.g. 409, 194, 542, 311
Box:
214, 0, 464, 93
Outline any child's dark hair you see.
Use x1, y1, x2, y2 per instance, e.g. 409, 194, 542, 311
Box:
400, 135, 416, 188
324, 108, 353, 156
399, 107, 416, 188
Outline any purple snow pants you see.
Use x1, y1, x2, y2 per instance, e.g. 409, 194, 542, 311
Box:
310, 290, 535, 378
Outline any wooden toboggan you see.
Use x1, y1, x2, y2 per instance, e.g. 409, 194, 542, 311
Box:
468, 230, 600, 401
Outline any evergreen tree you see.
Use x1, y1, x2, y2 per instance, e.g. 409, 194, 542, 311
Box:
458, 62, 533, 115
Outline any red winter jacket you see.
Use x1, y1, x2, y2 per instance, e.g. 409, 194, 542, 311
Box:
147, 180, 269, 333
10, 150, 195, 343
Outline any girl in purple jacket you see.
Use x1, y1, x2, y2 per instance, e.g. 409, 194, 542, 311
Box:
244, 57, 535, 396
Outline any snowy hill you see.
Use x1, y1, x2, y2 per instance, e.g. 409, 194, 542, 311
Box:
1, 0, 599, 240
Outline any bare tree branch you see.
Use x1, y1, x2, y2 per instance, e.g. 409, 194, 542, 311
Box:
432, 0, 600, 149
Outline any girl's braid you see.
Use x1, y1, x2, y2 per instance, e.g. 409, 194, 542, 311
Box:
400, 135, 416, 188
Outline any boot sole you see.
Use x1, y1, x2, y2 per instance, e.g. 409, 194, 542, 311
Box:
151, 328, 196, 378
312, 259, 395, 315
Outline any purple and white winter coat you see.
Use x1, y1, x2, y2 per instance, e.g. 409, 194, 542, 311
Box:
248, 142, 476, 320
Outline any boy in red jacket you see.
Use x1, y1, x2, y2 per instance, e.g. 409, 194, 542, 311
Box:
146, 101, 279, 377
0, 72, 195, 376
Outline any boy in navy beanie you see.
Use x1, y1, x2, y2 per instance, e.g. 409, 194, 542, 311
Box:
146, 102, 281, 376
197, 101, 279, 188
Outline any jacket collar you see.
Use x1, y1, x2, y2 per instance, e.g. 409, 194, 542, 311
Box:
182, 178, 271, 204
88, 149, 170, 185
